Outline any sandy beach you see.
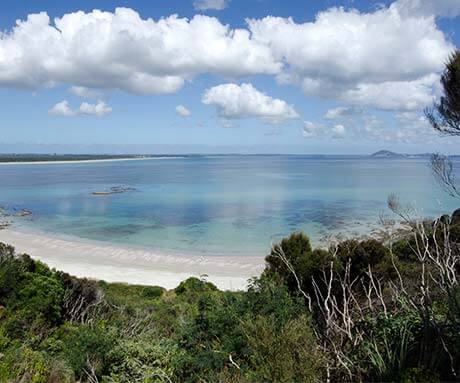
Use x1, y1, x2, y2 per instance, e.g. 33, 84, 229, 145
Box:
0, 227, 265, 291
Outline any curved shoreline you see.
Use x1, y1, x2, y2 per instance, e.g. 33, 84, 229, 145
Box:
0, 227, 265, 291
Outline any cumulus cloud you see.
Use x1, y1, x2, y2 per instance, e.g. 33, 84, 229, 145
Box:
48, 101, 75, 117
247, 5, 453, 110
394, 0, 460, 18
176, 104, 191, 117
202, 83, 299, 123
324, 106, 363, 120
193, 0, 228, 11
302, 121, 321, 138
302, 121, 347, 139
332, 124, 346, 138
49, 100, 112, 117
0, 5, 454, 111
341, 74, 439, 110
0, 9, 279, 95
325, 108, 440, 144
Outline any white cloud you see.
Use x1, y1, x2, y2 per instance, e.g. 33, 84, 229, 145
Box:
302, 121, 321, 138
193, 0, 228, 11
176, 104, 191, 117
302, 121, 346, 139
48, 100, 75, 117
247, 5, 453, 110
0, 5, 454, 111
69, 86, 103, 99
324, 106, 362, 120
327, 108, 440, 144
332, 124, 346, 138
49, 100, 111, 117
0, 9, 279, 95
202, 83, 299, 123
394, 0, 460, 18
79, 101, 112, 116
341, 74, 439, 110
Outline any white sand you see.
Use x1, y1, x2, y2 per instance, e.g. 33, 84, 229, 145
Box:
0, 227, 265, 291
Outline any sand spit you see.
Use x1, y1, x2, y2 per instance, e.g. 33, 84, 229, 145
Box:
0, 156, 185, 166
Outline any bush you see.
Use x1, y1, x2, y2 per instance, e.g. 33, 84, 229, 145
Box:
106, 337, 177, 382
175, 277, 217, 296
141, 285, 165, 299
265, 232, 329, 295
172, 293, 244, 382
243, 314, 324, 382
15, 274, 64, 325
335, 238, 391, 277
58, 323, 116, 379
57, 273, 103, 322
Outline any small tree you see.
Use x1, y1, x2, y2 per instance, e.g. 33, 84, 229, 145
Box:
425, 51, 460, 197
425, 51, 460, 135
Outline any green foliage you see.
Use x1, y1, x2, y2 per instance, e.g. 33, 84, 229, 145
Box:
335, 238, 391, 277
360, 309, 420, 381
0, 244, 28, 304
0, 220, 458, 383
172, 292, 246, 381
0, 345, 74, 383
243, 314, 324, 382
175, 276, 217, 296
265, 232, 329, 295
141, 285, 165, 299
57, 323, 116, 379
451, 208, 460, 225
425, 50, 460, 135
106, 337, 177, 382
16, 274, 64, 325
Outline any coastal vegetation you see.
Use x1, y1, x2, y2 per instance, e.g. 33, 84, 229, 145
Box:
0, 203, 458, 382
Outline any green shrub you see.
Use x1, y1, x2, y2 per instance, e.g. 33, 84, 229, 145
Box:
335, 238, 391, 277
243, 314, 324, 382
106, 337, 177, 382
141, 285, 165, 299
58, 323, 116, 379
15, 274, 64, 325
175, 277, 217, 295
265, 232, 329, 295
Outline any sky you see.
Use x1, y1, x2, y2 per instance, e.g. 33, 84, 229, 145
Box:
0, 0, 459, 154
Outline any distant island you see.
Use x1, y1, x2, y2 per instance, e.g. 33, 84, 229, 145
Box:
370, 150, 434, 159
371, 150, 407, 158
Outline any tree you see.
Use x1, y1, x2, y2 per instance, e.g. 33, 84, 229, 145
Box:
425, 51, 460, 198
425, 51, 460, 135
265, 232, 330, 296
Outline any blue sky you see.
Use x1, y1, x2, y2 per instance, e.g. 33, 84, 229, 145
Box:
0, 0, 459, 154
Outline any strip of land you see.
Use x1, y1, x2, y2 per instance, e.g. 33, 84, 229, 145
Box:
0, 156, 188, 165
0, 227, 265, 290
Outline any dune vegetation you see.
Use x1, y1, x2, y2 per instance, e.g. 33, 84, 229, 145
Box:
0, 203, 459, 382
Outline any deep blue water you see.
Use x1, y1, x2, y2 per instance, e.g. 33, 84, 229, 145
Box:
0, 155, 458, 256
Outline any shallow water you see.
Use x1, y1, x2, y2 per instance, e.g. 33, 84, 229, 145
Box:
0, 155, 458, 256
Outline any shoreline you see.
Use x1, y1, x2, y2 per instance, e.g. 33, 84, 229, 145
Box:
0, 156, 185, 165
0, 227, 265, 291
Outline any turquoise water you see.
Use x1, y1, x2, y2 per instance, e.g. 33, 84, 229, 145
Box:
0, 155, 458, 256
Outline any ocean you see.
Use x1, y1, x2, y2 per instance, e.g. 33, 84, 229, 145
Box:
0, 155, 458, 257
